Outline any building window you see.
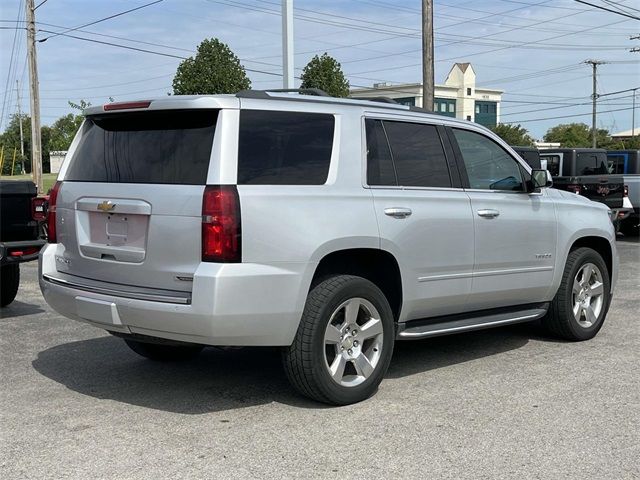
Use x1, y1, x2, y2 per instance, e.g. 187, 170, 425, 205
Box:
467, 88, 472, 96
466, 115, 471, 121
393, 96, 416, 106
475, 105, 480, 114
434, 98, 456, 117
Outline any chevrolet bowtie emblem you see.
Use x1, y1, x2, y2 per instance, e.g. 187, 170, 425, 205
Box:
97, 200, 116, 212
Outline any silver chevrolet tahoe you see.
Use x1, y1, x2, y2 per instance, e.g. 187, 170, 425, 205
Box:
40, 90, 618, 405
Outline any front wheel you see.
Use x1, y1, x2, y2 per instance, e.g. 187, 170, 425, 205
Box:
543, 247, 611, 341
283, 275, 395, 405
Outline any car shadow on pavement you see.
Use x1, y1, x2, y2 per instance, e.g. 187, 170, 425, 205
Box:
32, 323, 546, 414
0, 300, 45, 319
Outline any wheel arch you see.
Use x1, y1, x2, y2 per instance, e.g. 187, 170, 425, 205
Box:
310, 248, 403, 322
568, 235, 613, 284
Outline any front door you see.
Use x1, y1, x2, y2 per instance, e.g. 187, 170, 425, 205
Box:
449, 127, 557, 311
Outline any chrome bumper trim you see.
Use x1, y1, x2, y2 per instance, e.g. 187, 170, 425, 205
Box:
43, 273, 191, 305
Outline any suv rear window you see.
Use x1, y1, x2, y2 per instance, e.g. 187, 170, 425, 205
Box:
66, 110, 217, 184
576, 152, 609, 175
237, 110, 334, 185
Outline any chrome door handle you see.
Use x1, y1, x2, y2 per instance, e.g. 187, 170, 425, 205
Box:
384, 207, 412, 219
477, 209, 500, 218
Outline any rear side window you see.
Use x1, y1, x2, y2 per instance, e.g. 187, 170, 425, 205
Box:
365, 119, 451, 188
66, 110, 217, 184
541, 154, 561, 176
365, 119, 396, 185
576, 152, 609, 175
237, 110, 334, 185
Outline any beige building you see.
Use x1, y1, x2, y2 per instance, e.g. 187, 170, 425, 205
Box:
49, 151, 66, 174
350, 63, 503, 128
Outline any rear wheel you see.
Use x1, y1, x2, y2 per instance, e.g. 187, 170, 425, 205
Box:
543, 247, 610, 341
124, 339, 203, 361
0, 264, 20, 307
283, 275, 395, 405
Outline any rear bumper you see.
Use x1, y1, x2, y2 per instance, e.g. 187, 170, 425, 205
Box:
39, 243, 311, 346
1, 239, 46, 266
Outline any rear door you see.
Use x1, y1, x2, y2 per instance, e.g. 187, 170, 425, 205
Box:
449, 127, 557, 310
55, 108, 219, 292
366, 117, 475, 320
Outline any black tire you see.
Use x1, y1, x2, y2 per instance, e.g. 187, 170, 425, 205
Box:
0, 264, 20, 307
124, 339, 204, 361
543, 247, 611, 341
620, 216, 639, 237
283, 275, 395, 405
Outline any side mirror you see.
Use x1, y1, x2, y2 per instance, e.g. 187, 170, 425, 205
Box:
531, 169, 552, 190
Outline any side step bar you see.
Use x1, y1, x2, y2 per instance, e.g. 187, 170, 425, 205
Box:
396, 304, 549, 340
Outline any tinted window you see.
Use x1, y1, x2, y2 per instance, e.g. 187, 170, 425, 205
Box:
365, 119, 396, 186
607, 154, 625, 174
382, 121, 451, 188
540, 154, 561, 177
576, 152, 609, 175
452, 128, 524, 191
66, 110, 217, 184
238, 110, 334, 185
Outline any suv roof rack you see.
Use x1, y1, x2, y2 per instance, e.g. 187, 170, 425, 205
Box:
236, 88, 330, 99
364, 97, 399, 104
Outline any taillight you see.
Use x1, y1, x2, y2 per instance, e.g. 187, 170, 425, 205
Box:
47, 181, 62, 243
567, 184, 581, 195
624, 184, 629, 197
201, 185, 241, 262
31, 196, 48, 221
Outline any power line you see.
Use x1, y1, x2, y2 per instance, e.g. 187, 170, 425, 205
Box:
573, 0, 640, 20
38, 0, 166, 43
34, 0, 48, 10
503, 106, 639, 124
1, 0, 24, 132
36, 30, 284, 77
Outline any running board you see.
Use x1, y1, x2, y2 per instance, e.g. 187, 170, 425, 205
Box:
396, 304, 549, 340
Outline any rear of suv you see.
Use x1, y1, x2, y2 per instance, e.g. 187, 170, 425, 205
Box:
40, 91, 618, 405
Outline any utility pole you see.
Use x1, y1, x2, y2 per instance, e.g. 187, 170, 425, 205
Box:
25, 0, 43, 193
422, 0, 434, 111
633, 88, 637, 139
282, 0, 294, 89
16, 80, 25, 174
585, 60, 606, 149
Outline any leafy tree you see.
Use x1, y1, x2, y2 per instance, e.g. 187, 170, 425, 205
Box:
172, 38, 251, 95
300, 53, 350, 98
48, 113, 83, 151
491, 123, 534, 146
0, 114, 31, 174
543, 122, 611, 148
68, 99, 92, 111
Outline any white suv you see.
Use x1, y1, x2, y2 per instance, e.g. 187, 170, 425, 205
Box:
40, 90, 618, 405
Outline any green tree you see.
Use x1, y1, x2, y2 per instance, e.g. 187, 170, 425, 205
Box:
543, 123, 611, 148
172, 38, 251, 95
48, 113, 83, 151
300, 53, 350, 98
0, 114, 31, 174
491, 123, 535, 146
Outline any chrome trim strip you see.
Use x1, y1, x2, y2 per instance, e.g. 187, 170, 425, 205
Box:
418, 265, 553, 282
43, 274, 191, 305
397, 311, 544, 339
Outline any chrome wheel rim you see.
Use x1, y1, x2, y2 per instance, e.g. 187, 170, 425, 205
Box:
572, 263, 605, 328
323, 297, 384, 387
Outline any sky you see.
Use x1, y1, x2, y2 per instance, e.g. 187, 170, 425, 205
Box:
1, 0, 639, 140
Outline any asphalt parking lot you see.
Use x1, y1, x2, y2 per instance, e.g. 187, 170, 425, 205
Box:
1, 239, 638, 480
